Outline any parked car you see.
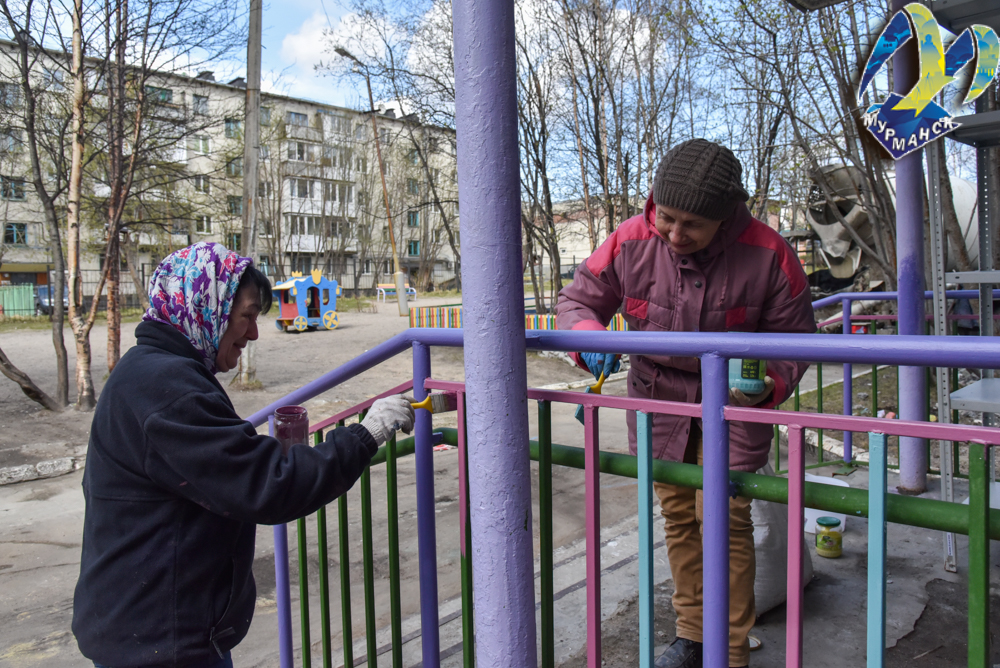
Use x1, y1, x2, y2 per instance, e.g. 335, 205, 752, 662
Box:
35, 285, 69, 316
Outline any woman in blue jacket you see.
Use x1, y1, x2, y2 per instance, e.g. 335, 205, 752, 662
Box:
73, 242, 412, 668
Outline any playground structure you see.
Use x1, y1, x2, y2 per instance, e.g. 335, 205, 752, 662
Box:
244, 0, 1000, 666
273, 270, 341, 332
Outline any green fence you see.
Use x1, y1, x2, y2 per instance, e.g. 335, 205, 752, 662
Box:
0, 285, 34, 316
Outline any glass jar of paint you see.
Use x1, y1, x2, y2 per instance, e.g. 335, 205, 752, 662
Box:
815, 516, 843, 558
274, 405, 309, 455
728, 358, 767, 394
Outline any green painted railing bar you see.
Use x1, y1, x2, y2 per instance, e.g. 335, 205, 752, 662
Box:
538, 400, 555, 668
336, 422, 353, 668
459, 395, 474, 668
968, 443, 991, 668
360, 468, 378, 665
313, 431, 333, 668
316, 504, 333, 668
297, 516, 312, 668
384, 433, 403, 668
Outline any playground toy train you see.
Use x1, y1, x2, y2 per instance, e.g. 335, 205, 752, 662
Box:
273, 270, 340, 332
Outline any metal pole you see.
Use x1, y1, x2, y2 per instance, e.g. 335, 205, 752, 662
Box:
269, 416, 293, 668
842, 297, 853, 463
453, 0, 537, 662
700, 354, 730, 668
893, 0, 927, 493
412, 341, 440, 665
238, 0, 262, 385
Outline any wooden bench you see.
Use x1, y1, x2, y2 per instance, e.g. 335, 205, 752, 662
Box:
376, 283, 417, 302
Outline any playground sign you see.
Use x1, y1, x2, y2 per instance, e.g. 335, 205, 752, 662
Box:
857, 2, 999, 159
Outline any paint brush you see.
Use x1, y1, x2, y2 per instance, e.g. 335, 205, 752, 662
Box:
411, 391, 460, 415
574, 371, 609, 424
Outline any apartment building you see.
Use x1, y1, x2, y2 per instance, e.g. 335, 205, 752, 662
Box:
0, 41, 460, 297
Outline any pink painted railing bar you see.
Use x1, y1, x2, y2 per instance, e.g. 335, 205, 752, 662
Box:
425, 379, 701, 418
310, 380, 414, 433
786, 425, 805, 668
725, 406, 1000, 445
585, 405, 602, 667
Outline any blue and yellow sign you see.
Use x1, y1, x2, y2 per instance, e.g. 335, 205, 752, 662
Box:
858, 3, 999, 159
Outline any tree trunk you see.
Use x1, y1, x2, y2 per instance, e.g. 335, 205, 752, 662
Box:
0, 344, 63, 412
106, 230, 122, 371
123, 231, 150, 309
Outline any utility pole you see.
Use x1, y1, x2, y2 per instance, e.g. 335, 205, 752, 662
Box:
335, 47, 409, 317
238, 0, 262, 386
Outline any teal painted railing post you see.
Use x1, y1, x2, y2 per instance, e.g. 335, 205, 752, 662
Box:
867, 432, 887, 668
637, 411, 654, 668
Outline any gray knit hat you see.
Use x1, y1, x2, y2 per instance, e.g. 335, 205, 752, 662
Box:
652, 139, 749, 221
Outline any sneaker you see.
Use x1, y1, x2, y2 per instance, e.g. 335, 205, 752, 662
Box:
653, 637, 703, 668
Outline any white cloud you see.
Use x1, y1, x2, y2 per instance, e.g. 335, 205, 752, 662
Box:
265, 10, 353, 106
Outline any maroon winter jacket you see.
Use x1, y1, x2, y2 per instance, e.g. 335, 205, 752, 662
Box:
556, 195, 816, 471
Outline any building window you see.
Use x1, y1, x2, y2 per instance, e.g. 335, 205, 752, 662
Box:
227, 196, 243, 216
407, 240, 420, 256
193, 175, 210, 194
430, 168, 440, 184
407, 149, 419, 165
0, 82, 21, 107
144, 85, 173, 104
407, 210, 419, 227
191, 135, 210, 154
258, 254, 272, 275
287, 111, 308, 127
294, 255, 312, 273
288, 214, 320, 235
224, 118, 242, 138
226, 157, 243, 177
196, 215, 212, 233
257, 181, 272, 198
43, 68, 66, 91
292, 178, 313, 199
1, 128, 22, 152
229, 233, 242, 250
260, 107, 271, 126
192, 94, 208, 115
259, 144, 269, 159
0, 176, 26, 201
287, 141, 316, 162
433, 228, 442, 243
329, 217, 353, 237
355, 156, 367, 173
339, 183, 352, 204
260, 219, 273, 236
407, 178, 420, 196
3, 222, 26, 245
363, 258, 392, 275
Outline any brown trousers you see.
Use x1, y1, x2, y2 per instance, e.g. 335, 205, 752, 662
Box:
652, 427, 755, 667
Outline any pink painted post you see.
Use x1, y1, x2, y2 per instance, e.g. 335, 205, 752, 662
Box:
585, 405, 601, 666
786, 425, 805, 668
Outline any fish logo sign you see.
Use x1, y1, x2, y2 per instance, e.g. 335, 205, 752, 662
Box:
858, 3, 999, 159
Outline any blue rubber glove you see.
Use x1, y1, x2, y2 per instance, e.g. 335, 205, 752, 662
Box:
580, 352, 621, 380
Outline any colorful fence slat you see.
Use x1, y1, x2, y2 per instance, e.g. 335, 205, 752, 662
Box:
409, 307, 628, 332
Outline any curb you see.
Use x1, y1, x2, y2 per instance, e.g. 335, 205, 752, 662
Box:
0, 455, 85, 486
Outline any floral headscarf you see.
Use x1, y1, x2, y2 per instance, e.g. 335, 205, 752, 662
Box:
142, 242, 252, 373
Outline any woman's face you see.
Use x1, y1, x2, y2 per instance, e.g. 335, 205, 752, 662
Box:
216, 283, 262, 373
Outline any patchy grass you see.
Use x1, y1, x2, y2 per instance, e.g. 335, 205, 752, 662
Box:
0, 308, 145, 334
337, 296, 376, 312
778, 364, 983, 476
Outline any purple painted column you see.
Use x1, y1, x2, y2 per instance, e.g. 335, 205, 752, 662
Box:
700, 355, 730, 668
893, 0, 927, 493
413, 341, 441, 665
452, 0, 538, 663
842, 298, 853, 462
269, 416, 294, 668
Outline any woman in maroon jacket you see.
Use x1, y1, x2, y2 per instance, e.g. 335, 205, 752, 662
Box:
556, 140, 816, 668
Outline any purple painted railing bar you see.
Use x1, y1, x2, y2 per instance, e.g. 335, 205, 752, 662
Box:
700, 355, 730, 668
585, 405, 601, 667
412, 341, 441, 667
310, 380, 414, 432
270, 415, 294, 668
842, 298, 853, 463
453, 0, 538, 661
725, 406, 1000, 445
786, 425, 805, 668
523, 330, 1000, 370
810, 289, 999, 310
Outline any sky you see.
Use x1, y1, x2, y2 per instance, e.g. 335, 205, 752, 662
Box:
260, 0, 366, 109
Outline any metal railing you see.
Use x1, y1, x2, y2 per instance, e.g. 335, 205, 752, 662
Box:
246, 327, 1000, 668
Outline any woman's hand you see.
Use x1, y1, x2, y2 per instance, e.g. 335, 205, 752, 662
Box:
360, 396, 416, 446
729, 376, 776, 407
